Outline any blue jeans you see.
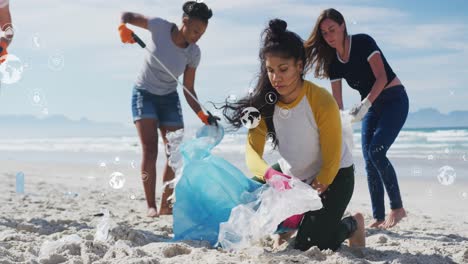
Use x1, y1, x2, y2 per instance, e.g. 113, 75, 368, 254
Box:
131, 86, 184, 127
361, 85, 408, 221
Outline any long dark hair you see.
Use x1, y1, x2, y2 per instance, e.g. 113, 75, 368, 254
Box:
182, 1, 213, 23
304, 8, 347, 79
219, 19, 306, 147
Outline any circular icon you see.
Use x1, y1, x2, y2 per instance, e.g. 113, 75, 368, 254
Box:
28, 88, 47, 107
129, 194, 136, 200
226, 90, 239, 103
240, 107, 261, 129
265, 92, 277, 105
22, 57, 32, 70
98, 162, 108, 176
0, 54, 24, 84
428, 155, 434, 160
114, 156, 120, 165
461, 192, 467, 199
411, 167, 422, 177
33, 93, 41, 104
32, 33, 41, 49
227, 94, 238, 103
142, 172, 149, 182
109, 172, 126, 189
278, 107, 291, 119
1, 24, 14, 40
48, 51, 65, 71
437, 166, 456, 186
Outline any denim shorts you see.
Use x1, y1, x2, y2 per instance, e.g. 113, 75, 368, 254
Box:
131, 87, 184, 127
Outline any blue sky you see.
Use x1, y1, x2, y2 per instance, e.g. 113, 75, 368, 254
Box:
1, 0, 467, 127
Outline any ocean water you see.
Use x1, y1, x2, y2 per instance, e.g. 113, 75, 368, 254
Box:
1, 127, 467, 180
2, 127, 467, 157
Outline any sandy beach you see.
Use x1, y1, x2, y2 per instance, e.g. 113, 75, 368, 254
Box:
1, 147, 467, 264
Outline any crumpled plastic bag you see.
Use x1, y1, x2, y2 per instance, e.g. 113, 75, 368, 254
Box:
218, 174, 322, 251
169, 125, 262, 246
94, 209, 117, 243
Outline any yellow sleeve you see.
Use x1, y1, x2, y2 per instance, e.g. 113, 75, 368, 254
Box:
245, 118, 269, 182
307, 83, 342, 185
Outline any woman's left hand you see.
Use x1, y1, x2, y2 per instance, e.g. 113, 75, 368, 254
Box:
311, 179, 329, 194
350, 97, 372, 123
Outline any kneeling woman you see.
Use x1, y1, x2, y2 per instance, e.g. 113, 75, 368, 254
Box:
222, 19, 365, 250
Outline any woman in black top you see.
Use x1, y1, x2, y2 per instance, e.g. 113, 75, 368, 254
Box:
304, 8, 409, 229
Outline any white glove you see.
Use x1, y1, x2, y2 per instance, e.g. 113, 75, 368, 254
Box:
350, 98, 372, 123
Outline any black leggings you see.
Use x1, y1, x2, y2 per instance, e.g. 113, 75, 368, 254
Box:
294, 165, 355, 251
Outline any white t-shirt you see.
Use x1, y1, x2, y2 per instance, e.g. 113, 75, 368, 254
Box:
0, 0, 9, 8
273, 93, 353, 184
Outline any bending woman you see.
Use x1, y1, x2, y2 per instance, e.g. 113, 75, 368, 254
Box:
304, 8, 408, 228
222, 19, 365, 251
118, 1, 218, 217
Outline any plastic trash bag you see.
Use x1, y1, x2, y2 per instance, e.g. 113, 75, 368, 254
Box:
218, 174, 322, 251
94, 209, 116, 243
168, 125, 324, 250
170, 125, 262, 246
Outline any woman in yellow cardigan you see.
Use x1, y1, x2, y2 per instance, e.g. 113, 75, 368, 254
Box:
221, 19, 365, 251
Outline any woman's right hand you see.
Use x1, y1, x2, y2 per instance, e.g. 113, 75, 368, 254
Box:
264, 167, 292, 190
0, 41, 8, 64
118, 24, 135, 44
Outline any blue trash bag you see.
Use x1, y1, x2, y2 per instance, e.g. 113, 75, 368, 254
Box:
172, 125, 262, 246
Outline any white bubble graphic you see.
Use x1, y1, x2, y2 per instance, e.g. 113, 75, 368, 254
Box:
109, 172, 126, 189
437, 166, 456, 186
240, 107, 261, 129
0, 54, 24, 84
48, 51, 65, 71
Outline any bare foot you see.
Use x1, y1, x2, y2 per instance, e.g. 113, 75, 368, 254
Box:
348, 213, 365, 248
273, 230, 296, 249
159, 202, 173, 215
381, 208, 407, 229
159, 206, 173, 215
147, 207, 159, 217
369, 219, 384, 229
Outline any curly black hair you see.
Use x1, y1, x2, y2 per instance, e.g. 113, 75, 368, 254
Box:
183, 1, 213, 22
219, 19, 306, 148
